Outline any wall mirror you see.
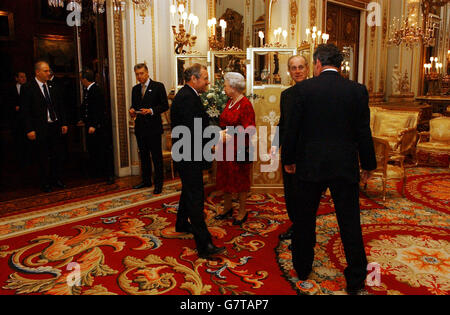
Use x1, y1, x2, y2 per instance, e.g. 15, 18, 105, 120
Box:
210, 0, 267, 49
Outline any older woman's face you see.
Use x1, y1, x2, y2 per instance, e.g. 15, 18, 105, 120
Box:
224, 80, 236, 97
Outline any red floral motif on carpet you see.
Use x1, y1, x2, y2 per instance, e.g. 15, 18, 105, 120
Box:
403, 173, 450, 215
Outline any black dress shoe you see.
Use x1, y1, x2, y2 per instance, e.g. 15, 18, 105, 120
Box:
233, 212, 248, 226
133, 182, 152, 189
198, 243, 225, 259
175, 225, 193, 234
214, 208, 233, 220
153, 187, 163, 195
53, 180, 66, 189
346, 287, 369, 295
41, 185, 52, 193
279, 227, 294, 240
106, 176, 115, 185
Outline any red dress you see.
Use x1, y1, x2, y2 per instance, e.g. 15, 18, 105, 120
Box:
216, 96, 256, 193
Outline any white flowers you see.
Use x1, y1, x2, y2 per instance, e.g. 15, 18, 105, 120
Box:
206, 106, 221, 118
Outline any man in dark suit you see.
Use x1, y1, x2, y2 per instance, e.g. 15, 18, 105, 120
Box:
283, 44, 377, 295
9, 71, 28, 163
271, 55, 309, 242
80, 69, 115, 185
20, 61, 68, 192
171, 64, 225, 259
129, 63, 169, 194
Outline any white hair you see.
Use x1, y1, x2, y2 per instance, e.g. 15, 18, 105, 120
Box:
224, 72, 246, 92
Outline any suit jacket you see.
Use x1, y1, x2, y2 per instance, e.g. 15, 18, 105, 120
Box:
131, 79, 169, 135
20, 79, 67, 138
170, 85, 212, 170
272, 84, 299, 151
81, 83, 109, 129
283, 71, 376, 184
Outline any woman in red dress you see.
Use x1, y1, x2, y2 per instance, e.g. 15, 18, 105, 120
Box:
214, 72, 256, 226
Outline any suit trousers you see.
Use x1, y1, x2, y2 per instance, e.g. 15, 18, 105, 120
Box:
86, 127, 114, 178
282, 164, 298, 224
136, 131, 163, 188
291, 179, 368, 289
35, 122, 64, 186
176, 165, 212, 252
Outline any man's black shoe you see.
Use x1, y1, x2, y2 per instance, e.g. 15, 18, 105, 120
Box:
153, 187, 163, 195
198, 243, 225, 259
175, 225, 193, 234
106, 176, 115, 185
279, 228, 294, 240
297, 269, 312, 281
41, 184, 52, 193
133, 182, 152, 189
53, 180, 66, 189
346, 287, 369, 295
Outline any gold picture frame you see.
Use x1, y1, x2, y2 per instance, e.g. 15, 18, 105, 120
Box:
0, 11, 15, 41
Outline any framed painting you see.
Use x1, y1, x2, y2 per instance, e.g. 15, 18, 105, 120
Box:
0, 11, 15, 41
34, 35, 77, 75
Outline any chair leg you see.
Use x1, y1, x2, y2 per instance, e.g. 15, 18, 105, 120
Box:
382, 179, 387, 201
171, 161, 174, 179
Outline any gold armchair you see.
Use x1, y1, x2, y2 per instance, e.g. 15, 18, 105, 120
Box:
416, 117, 450, 168
371, 109, 420, 162
365, 136, 406, 201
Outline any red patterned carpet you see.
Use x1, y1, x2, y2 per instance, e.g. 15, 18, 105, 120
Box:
0, 169, 448, 295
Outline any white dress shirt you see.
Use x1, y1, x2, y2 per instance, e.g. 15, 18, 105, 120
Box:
16, 83, 21, 95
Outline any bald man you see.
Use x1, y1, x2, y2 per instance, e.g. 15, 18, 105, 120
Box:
272, 55, 309, 242
20, 61, 68, 192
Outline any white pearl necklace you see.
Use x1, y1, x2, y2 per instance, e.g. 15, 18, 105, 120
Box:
228, 95, 244, 109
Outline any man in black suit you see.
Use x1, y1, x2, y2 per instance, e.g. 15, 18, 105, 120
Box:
171, 64, 225, 259
20, 61, 68, 192
283, 44, 377, 295
129, 63, 169, 194
271, 55, 309, 242
9, 71, 28, 163
80, 69, 115, 185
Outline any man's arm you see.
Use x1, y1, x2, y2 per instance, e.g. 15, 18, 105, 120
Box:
355, 85, 376, 172
281, 85, 303, 167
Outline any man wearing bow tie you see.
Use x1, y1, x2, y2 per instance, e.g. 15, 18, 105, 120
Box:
129, 63, 169, 194
20, 61, 68, 192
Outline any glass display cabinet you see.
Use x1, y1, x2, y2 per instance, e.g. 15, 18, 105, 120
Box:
207, 50, 247, 84
246, 47, 297, 192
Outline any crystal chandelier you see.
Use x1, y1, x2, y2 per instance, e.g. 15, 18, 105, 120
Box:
170, 1, 198, 54
48, 0, 106, 14
387, 16, 438, 48
132, 0, 152, 23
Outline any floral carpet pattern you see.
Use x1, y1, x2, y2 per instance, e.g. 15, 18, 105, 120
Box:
0, 168, 448, 295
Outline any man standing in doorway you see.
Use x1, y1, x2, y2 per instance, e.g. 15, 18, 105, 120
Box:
129, 63, 169, 195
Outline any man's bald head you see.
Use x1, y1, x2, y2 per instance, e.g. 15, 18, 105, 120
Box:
34, 61, 51, 83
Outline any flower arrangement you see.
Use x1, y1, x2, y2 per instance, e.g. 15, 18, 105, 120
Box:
200, 78, 229, 125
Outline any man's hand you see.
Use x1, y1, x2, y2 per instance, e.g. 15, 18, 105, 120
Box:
88, 127, 96, 134
360, 170, 372, 185
62, 126, 68, 135
15, 106, 20, 112
141, 108, 153, 115
129, 108, 136, 118
27, 131, 36, 141
284, 164, 296, 174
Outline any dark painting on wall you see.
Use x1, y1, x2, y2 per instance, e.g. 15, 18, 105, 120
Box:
38, 0, 68, 24
0, 11, 15, 41
34, 35, 76, 75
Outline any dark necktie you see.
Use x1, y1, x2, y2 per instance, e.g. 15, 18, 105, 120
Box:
43, 83, 57, 122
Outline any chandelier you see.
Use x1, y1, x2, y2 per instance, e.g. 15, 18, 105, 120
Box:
305, 26, 329, 47
132, 0, 151, 23
48, 0, 106, 14
387, 16, 439, 48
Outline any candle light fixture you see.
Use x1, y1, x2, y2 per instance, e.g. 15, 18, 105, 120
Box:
170, 1, 198, 54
